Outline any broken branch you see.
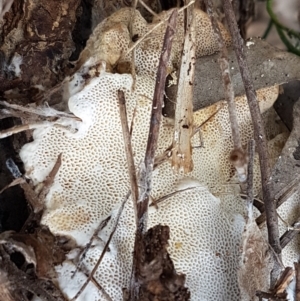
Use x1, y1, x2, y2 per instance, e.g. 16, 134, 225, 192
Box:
295, 262, 300, 301
246, 139, 255, 219
205, 0, 246, 181
37, 153, 62, 202
223, 0, 281, 258
118, 90, 139, 213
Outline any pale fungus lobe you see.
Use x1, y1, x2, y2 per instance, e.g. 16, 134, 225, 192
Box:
19, 7, 291, 301
77, 8, 231, 78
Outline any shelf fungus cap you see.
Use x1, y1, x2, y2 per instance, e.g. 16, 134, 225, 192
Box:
19, 7, 289, 301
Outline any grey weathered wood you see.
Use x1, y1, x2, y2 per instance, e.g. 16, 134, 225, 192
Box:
164, 38, 300, 117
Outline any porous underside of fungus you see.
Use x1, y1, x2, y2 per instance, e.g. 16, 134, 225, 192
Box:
77, 7, 231, 77
20, 8, 292, 301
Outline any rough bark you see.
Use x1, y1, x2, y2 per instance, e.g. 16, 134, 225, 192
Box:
0, 0, 81, 95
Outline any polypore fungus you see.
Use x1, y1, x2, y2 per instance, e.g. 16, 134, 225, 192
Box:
19, 7, 292, 301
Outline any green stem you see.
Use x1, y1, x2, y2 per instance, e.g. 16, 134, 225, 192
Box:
266, 0, 300, 40
275, 24, 300, 56
262, 19, 273, 39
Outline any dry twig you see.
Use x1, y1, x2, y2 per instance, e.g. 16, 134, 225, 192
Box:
71, 191, 129, 301
149, 186, 201, 207
256, 291, 287, 301
0, 100, 78, 119
222, 0, 281, 261
138, 0, 158, 17
246, 139, 255, 218
295, 262, 300, 301
256, 176, 300, 226
37, 153, 62, 202
280, 217, 300, 249
129, 9, 178, 300
0, 178, 25, 194
0, 122, 52, 139
273, 267, 294, 297
0, 121, 77, 139
17, 154, 62, 232
72, 216, 111, 278
125, 1, 194, 55
118, 90, 139, 213
204, 0, 247, 182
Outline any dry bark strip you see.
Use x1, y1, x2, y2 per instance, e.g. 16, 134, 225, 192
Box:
129, 9, 178, 300
295, 262, 300, 301
222, 0, 281, 270
171, 1, 195, 173
273, 267, 294, 297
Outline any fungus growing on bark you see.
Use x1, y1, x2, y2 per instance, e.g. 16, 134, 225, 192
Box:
18, 7, 291, 301
20, 72, 287, 300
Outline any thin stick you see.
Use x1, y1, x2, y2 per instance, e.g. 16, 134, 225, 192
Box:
171, 0, 195, 173
0, 121, 77, 139
0, 178, 25, 194
149, 186, 201, 207
118, 90, 139, 213
72, 215, 111, 278
274, 267, 295, 296
129, 9, 178, 300
138, 0, 158, 17
280, 217, 300, 249
71, 191, 130, 301
125, 2, 194, 56
18, 154, 62, 232
256, 176, 300, 225
90, 277, 113, 301
295, 262, 300, 301
137, 9, 178, 229
37, 153, 62, 202
130, 0, 138, 90
204, 0, 241, 149
205, 0, 248, 182
223, 0, 281, 257
256, 291, 286, 301
0, 122, 52, 139
246, 139, 255, 219
0, 100, 79, 119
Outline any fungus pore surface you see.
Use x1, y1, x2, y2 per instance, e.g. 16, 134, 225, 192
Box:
20, 8, 292, 301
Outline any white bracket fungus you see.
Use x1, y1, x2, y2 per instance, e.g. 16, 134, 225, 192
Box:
19, 8, 290, 301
